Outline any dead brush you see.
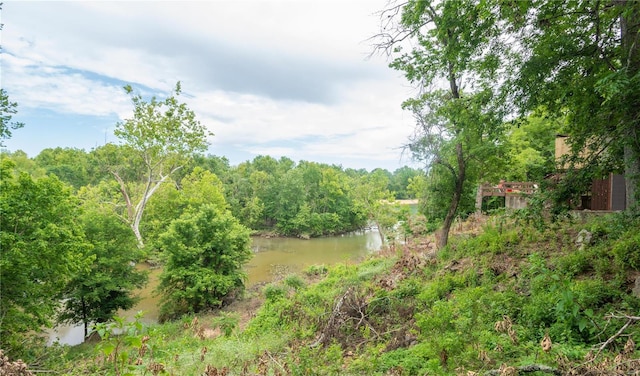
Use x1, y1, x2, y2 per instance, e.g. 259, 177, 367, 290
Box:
203, 364, 229, 375
147, 362, 165, 376
494, 316, 518, 344
309, 286, 415, 354
0, 350, 33, 376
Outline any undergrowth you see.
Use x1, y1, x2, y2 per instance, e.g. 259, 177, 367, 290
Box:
20, 212, 640, 375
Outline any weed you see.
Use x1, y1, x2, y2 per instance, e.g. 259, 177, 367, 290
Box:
304, 264, 328, 276
283, 274, 306, 290
263, 284, 288, 302
212, 312, 239, 337
91, 312, 148, 376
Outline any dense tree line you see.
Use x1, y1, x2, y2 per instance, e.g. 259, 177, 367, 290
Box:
3, 148, 422, 240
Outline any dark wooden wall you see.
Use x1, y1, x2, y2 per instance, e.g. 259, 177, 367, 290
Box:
591, 175, 611, 211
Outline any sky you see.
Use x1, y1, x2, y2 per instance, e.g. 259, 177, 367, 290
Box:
1, 1, 419, 171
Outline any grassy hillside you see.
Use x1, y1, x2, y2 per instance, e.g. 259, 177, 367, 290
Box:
25, 212, 640, 375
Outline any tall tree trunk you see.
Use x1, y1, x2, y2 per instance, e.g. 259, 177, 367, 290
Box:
437, 143, 466, 249
375, 219, 386, 245
623, 143, 640, 212
620, 2, 640, 213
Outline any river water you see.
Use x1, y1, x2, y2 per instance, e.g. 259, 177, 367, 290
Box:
48, 229, 382, 346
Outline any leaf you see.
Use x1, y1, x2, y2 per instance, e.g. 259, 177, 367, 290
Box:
126, 336, 142, 348
578, 318, 587, 332
101, 343, 116, 356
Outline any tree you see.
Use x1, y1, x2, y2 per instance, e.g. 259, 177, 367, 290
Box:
504, 115, 560, 182
389, 166, 423, 199
505, 1, 640, 212
156, 205, 252, 320
0, 150, 46, 178
105, 82, 211, 247
57, 202, 147, 339
0, 89, 24, 146
0, 157, 88, 357
378, 0, 507, 248
34, 147, 97, 189
351, 169, 395, 244
142, 167, 229, 244
273, 168, 306, 235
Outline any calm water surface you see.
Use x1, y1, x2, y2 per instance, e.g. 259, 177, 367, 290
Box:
48, 230, 382, 345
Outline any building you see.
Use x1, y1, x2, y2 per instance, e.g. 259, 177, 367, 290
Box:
555, 135, 626, 211
475, 181, 537, 212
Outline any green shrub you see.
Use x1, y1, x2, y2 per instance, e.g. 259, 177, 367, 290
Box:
588, 212, 631, 243
417, 273, 468, 306
305, 264, 328, 276
611, 230, 640, 270
356, 258, 394, 281
283, 274, 306, 290
213, 312, 240, 337
392, 276, 423, 299
555, 248, 594, 277
263, 284, 288, 301
377, 346, 430, 375
157, 205, 252, 321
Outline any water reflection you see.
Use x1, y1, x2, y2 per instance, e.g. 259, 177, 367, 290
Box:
247, 229, 381, 285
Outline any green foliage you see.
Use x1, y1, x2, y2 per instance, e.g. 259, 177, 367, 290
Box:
0, 158, 88, 358
217, 156, 429, 238
263, 284, 288, 302
0, 150, 46, 178
283, 274, 306, 291
504, 115, 560, 182
611, 230, 640, 270
518, 253, 619, 343
507, 0, 640, 211
117, 82, 211, 157
0, 88, 25, 146
450, 222, 523, 256
304, 264, 329, 276
91, 313, 147, 376
224, 157, 369, 237
388, 0, 510, 247
34, 147, 99, 189
39, 212, 640, 375
157, 205, 252, 320
388, 166, 423, 199
143, 167, 228, 244
212, 312, 240, 337
58, 204, 148, 337
351, 168, 396, 242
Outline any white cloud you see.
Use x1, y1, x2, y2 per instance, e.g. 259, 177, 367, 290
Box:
1, 0, 418, 170
1, 54, 132, 119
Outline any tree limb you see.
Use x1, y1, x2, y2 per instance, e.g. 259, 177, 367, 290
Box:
593, 314, 640, 358
111, 171, 134, 221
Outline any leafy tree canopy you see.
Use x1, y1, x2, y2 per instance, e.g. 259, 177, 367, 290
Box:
105, 82, 213, 247
157, 204, 252, 320
0, 157, 88, 356
57, 203, 147, 338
